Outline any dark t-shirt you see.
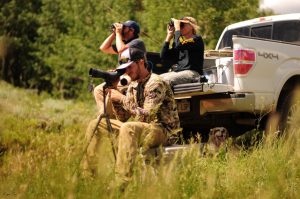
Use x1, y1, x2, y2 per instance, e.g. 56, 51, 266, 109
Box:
160, 31, 204, 75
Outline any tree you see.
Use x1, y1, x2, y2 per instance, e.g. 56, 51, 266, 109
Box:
140, 0, 263, 50
1, 0, 272, 99
0, 0, 53, 91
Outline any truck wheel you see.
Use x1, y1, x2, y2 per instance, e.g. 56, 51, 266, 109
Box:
278, 89, 300, 132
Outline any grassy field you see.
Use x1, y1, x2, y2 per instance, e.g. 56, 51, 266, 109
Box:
0, 80, 300, 199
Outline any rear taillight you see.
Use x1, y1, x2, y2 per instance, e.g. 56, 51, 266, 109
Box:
233, 49, 256, 75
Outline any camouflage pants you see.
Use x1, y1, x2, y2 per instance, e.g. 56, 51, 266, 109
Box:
83, 117, 168, 183
160, 70, 200, 86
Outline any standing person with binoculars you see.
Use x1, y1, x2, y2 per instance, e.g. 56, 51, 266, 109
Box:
160, 17, 205, 86
94, 20, 146, 115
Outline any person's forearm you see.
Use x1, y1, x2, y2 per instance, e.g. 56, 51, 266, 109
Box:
110, 88, 125, 103
99, 33, 116, 54
165, 34, 173, 42
112, 100, 130, 122
115, 32, 126, 52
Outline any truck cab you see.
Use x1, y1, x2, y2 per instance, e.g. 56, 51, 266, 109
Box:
216, 13, 300, 50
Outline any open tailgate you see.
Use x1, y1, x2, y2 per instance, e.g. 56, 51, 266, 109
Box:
173, 82, 234, 98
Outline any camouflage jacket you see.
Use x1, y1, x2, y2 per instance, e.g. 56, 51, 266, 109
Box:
112, 73, 180, 133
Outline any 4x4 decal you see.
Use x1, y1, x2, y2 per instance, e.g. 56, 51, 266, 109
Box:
258, 51, 279, 60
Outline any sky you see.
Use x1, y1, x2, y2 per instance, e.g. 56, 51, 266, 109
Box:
260, 0, 300, 14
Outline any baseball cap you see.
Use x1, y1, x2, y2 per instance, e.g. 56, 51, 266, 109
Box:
123, 20, 140, 35
116, 47, 145, 70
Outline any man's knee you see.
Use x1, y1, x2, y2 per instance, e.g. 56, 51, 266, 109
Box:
85, 119, 100, 140
118, 122, 145, 144
143, 126, 167, 149
93, 84, 104, 99
162, 77, 172, 86
119, 122, 136, 137
160, 74, 176, 87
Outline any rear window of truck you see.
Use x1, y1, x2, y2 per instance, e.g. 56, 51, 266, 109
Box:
218, 27, 250, 49
251, 25, 272, 39
218, 20, 300, 49
273, 21, 300, 45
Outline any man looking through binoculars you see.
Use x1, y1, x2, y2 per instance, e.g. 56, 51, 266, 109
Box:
99, 20, 146, 56
94, 20, 146, 114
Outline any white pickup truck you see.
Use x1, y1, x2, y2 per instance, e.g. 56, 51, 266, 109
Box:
161, 13, 300, 139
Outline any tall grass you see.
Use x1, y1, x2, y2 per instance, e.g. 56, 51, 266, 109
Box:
0, 80, 300, 198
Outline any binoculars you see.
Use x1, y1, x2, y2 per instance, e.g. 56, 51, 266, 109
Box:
110, 23, 124, 34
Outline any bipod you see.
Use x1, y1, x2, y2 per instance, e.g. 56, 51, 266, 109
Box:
72, 83, 117, 178
85, 82, 117, 161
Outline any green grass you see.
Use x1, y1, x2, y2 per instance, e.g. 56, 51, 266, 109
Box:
0, 80, 300, 199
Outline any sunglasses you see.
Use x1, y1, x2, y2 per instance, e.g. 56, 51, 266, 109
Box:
119, 58, 131, 65
180, 23, 187, 28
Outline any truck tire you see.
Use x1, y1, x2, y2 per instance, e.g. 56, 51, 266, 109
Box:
278, 88, 300, 132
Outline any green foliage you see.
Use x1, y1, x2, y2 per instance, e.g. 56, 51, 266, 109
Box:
0, 0, 47, 88
1, 81, 300, 198
0, 0, 273, 99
